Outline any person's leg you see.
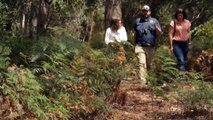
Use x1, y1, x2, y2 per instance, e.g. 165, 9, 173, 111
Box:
181, 42, 189, 62
173, 42, 185, 71
143, 47, 155, 70
135, 45, 147, 84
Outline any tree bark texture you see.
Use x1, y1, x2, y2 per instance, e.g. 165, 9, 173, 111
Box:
105, 0, 122, 29
19, 0, 50, 37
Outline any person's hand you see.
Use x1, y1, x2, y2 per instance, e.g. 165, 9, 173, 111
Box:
154, 24, 162, 35
188, 41, 192, 50
169, 46, 173, 54
109, 42, 116, 48
154, 24, 159, 29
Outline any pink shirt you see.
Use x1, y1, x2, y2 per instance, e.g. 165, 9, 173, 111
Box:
170, 19, 191, 41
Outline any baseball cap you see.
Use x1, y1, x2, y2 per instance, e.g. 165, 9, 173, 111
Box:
142, 5, 150, 11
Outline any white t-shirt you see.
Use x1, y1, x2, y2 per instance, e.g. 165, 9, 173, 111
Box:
104, 26, 127, 45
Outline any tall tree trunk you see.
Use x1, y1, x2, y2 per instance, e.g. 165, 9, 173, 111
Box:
105, 0, 122, 29
19, 0, 28, 34
86, 11, 95, 42
29, 1, 38, 38
26, 0, 51, 37
37, 0, 50, 34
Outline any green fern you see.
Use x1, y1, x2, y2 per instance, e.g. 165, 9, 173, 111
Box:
0, 45, 11, 70
150, 45, 179, 85
2, 68, 69, 120
192, 19, 213, 50
177, 76, 213, 110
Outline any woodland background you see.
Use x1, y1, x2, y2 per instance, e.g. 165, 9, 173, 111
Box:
0, 0, 213, 119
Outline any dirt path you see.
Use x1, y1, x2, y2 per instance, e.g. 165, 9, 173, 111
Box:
109, 79, 211, 120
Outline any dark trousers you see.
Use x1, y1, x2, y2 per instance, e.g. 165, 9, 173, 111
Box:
173, 40, 189, 71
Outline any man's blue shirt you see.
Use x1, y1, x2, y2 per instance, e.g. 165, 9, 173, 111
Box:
134, 17, 161, 46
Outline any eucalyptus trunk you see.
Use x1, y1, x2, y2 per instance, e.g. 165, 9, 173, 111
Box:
19, 0, 51, 37
37, 0, 51, 34
105, 0, 122, 29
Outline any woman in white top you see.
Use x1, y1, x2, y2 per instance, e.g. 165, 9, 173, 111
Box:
104, 18, 128, 45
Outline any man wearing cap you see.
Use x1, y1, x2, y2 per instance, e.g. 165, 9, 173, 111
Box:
134, 5, 162, 84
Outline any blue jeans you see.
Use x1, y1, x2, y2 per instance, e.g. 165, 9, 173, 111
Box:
173, 40, 189, 71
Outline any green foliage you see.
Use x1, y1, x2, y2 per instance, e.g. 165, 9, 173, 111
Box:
177, 77, 213, 110
2, 68, 69, 120
122, 0, 146, 30
0, 46, 11, 70
148, 45, 179, 86
191, 19, 213, 50
74, 42, 137, 97
0, 28, 118, 119
148, 45, 213, 111
90, 32, 105, 49
51, 0, 88, 36
155, 2, 174, 44
0, 0, 213, 119
34, 30, 112, 117
0, 2, 9, 31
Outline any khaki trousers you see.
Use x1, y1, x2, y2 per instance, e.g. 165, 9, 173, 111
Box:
135, 45, 155, 81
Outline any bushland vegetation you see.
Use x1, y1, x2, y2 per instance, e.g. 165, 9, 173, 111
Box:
0, 0, 213, 119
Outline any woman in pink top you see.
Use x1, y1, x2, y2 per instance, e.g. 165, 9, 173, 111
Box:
169, 8, 191, 71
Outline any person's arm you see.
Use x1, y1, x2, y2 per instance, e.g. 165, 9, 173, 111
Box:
154, 19, 162, 36
133, 31, 137, 46
188, 21, 192, 44
188, 29, 192, 44
104, 28, 111, 45
168, 22, 174, 52
121, 26, 128, 41
133, 20, 138, 46
155, 23, 162, 36
156, 27, 162, 35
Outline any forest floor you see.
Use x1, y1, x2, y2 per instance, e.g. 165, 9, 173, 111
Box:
0, 78, 212, 120
107, 78, 212, 120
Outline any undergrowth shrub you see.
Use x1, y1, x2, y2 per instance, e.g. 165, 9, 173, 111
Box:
90, 32, 105, 49
188, 20, 213, 80
0, 45, 11, 71
149, 45, 213, 112
192, 19, 213, 50
0, 27, 138, 119
148, 45, 179, 86
176, 74, 213, 111
3, 68, 69, 119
